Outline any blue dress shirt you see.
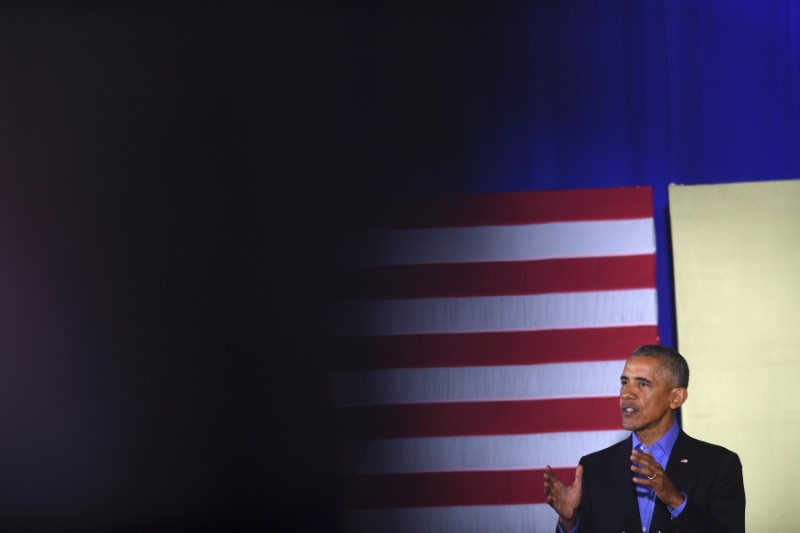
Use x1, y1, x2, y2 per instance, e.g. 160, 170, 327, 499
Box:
631, 421, 687, 531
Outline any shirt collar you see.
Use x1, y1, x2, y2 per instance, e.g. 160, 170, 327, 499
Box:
631, 419, 680, 456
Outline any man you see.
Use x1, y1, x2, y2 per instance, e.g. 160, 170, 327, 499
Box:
543, 345, 745, 532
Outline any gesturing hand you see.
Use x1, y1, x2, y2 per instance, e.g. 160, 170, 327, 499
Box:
543, 464, 583, 530
630, 450, 685, 509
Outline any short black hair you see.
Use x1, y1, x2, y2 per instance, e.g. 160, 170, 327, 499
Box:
631, 345, 689, 388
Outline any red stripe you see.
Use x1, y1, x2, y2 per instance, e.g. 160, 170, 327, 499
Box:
332, 325, 659, 370
376, 187, 652, 228
330, 255, 655, 300
339, 468, 577, 509
335, 397, 621, 439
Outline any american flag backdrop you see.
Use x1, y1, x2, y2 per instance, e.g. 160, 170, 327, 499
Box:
327, 187, 659, 532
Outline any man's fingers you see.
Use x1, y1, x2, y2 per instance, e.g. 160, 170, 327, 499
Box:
543, 465, 558, 496
631, 451, 656, 466
631, 452, 660, 475
543, 465, 560, 486
630, 464, 662, 481
573, 465, 583, 485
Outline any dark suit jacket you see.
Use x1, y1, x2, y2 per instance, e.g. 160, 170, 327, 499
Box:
573, 430, 745, 533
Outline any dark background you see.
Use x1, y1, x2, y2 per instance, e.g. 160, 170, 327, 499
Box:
2, 1, 798, 531
0, 3, 337, 531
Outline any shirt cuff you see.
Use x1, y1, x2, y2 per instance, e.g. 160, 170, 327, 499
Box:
668, 492, 688, 518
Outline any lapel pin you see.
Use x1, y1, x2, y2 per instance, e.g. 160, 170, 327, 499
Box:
680, 458, 688, 463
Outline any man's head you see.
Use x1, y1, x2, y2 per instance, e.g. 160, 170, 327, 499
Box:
630, 344, 690, 388
620, 345, 689, 444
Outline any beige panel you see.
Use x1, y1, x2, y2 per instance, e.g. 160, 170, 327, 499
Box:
670, 180, 800, 531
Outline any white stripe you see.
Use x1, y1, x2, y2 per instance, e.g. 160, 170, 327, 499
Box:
340, 504, 558, 533
338, 218, 655, 266
330, 360, 625, 406
342, 429, 628, 475
326, 288, 657, 337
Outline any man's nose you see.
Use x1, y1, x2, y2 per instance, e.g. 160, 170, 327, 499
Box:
620, 384, 634, 398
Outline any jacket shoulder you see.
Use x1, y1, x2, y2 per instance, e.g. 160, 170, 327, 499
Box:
677, 431, 741, 460
579, 436, 630, 466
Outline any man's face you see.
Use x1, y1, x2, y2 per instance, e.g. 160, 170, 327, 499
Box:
619, 356, 680, 438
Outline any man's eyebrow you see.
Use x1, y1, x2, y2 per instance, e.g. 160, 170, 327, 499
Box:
620, 375, 654, 385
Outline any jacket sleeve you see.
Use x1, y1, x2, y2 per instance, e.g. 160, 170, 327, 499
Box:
669, 451, 745, 532
576, 455, 593, 533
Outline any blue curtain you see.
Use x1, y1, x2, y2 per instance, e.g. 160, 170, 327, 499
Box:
337, 0, 800, 348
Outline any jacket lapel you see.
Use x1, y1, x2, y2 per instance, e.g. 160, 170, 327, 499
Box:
611, 436, 642, 532
664, 430, 691, 490
650, 430, 692, 532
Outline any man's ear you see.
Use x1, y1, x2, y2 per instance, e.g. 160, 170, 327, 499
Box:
670, 387, 688, 410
